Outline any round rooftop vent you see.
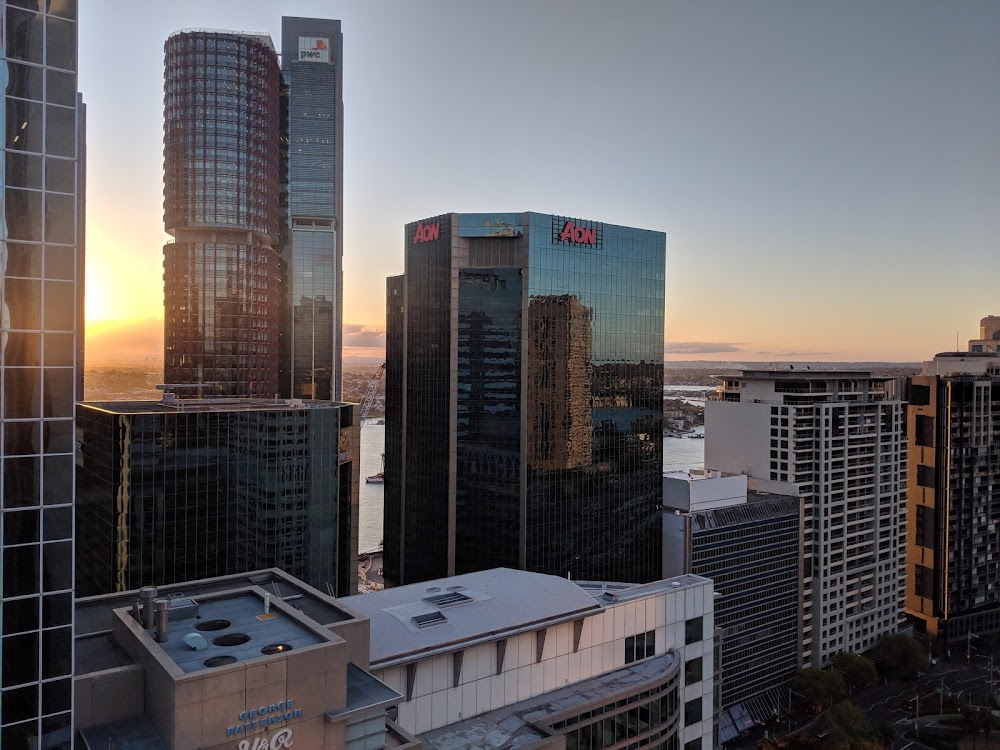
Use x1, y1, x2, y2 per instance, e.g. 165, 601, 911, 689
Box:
213, 633, 250, 647
446, 585, 465, 592
204, 655, 238, 668
261, 643, 293, 655
425, 587, 441, 593
195, 619, 231, 632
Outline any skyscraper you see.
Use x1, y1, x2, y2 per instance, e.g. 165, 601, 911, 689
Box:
905, 351, 1000, 649
162, 18, 344, 401
162, 29, 282, 397
280, 18, 344, 401
1, 2, 82, 746
384, 212, 666, 586
75, 395, 360, 598
706, 370, 907, 666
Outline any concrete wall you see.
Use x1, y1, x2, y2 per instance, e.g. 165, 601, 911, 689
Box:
705, 400, 771, 479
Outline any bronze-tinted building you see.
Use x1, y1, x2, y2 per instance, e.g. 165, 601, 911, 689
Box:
906, 352, 1000, 647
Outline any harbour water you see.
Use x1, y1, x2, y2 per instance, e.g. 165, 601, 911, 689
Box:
357, 420, 706, 553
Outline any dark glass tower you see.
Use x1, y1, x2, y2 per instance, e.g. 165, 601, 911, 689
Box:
75, 399, 359, 598
279, 18, 344, 401
1, 2, 82, 746
384, 213, 666, 586
162, 30, 282, 397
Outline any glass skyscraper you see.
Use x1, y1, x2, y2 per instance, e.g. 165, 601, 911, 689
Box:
162, 30, 283, 397
1, 1, 82, 747
384, 212, 666, 586
280, 17, 344, 401
162, 18, 344, 401
75, 399, 359, 598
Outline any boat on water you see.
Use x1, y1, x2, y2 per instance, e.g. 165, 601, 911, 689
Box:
366, 452, 386, 484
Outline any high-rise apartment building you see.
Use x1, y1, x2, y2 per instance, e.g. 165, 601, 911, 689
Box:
905, 352, 1000, 648
706, 371, 907, 666
384, 212, 666, 586
969, 315, 1000, 354
280, 18, 344, 401
1, 2, 82, 746
162, 30, 282, 397
163, 18, 344, 400
75, 396, 360, 598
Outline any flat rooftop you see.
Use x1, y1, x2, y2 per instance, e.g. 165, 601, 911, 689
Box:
155, 592, 325, 674
716, 369, 889, 381
340, 569, 603, 667
78, 398, 352, 415
419, 652, 678, 750
76, 569, 361, 675
575, 575, 710, 605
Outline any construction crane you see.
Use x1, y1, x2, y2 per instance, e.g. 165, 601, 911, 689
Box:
359, 360, 386, 426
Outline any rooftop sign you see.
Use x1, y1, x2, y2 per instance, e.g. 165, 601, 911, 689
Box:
298, 37, 329, 63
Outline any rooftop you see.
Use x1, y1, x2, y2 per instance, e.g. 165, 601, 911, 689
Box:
717, 369, 889, 381
78, 397, 352, 415
153, 592, 326, 674
76, 569, 361, 676
419, 652, 678, 750
339, 569, 603, 667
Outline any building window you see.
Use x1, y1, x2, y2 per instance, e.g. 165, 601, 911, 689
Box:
914, 565, 933, 599
915, 505, 934, 549
916, 464, 936, 488
685, 697, 703, 726
626, 630, 655, 664
685, 740, 702, 750
915, 415, 934, 447
685, 616, 703, 645
685, 657, 703, 684
910, 384, 931, 406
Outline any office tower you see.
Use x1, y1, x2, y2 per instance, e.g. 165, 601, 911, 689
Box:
905, 352, 1000, 648
384, 212, 666, 586
162, 30, 283, 397
1, 2, 82, 746
662, 471, 803, 740
968, 315, 1000, 353
280, 18, 344, 401
75, 396, 359, 597
706, 371, 906, 667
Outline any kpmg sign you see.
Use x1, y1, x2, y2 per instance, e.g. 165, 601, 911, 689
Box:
298, 37, 330, 63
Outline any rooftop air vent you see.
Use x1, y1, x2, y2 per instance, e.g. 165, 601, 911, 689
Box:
261, 643, 293, 655
412, 612, 447, 629
195, 619, 231, 632
204, 655, 238, 668
213, 633, 250, 647
424, 592, 472, 608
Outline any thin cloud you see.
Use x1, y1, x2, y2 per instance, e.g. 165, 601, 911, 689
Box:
756, 350, 838, 357
344, 325, 386, 348
666, 341, 742, 354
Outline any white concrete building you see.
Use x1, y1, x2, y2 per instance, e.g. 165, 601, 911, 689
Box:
705, 370, 906, 666
341, 568, 716, 750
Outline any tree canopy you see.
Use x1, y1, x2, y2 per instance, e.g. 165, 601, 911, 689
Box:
867, 634, 928, 680
792, 668, 846, 710
831, 651, 879, 692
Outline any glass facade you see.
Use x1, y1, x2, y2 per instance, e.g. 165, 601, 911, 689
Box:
280, 17, 343, 400
75, 401, 357, 598
384, 212, 665, 586
1, 1, 80, 747
162, 30, 282, 397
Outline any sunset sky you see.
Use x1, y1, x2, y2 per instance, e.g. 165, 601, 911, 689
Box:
80, 1, 1000, 365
